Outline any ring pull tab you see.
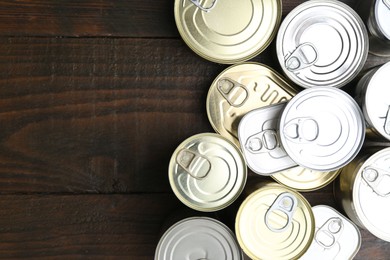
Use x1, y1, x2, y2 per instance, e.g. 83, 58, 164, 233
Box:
217, 78, 248, 107
383, 105, 390, 135
176, 149, 211, 179
283, 117, 319, 143
362, 166, 390, 197
315, 217, 344, 249
285, 43, 318, 72
245, 130, 279, 154
265, 192, 298, 233
188, 0, 218, 12
384, 0, 390, 10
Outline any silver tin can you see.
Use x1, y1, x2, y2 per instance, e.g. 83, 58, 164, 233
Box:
357, 0, 390, 56
155, 217, 243, 260
276, 0, 368, 88
300, 205, 361, 260
355, 61, 390, 141
334, 147, 390, 242
168, 133, 247, 212
238, 102, 297, 176
279, 87, 365, 171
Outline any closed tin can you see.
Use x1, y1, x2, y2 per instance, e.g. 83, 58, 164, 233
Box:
238, 102, 297, 176
334, 147, 390, 242
235, 182, 315, 260
155, 217, 243, 260
174, 0, 282, 64
276, 0, 368, 88
206, 62, 298, 147
272, 167, 341, 192
356, 0, 390, 56
300, 205, 361, 260
279, 87, 365, 171
355, 61, 390, 141
168, 133, 247, 212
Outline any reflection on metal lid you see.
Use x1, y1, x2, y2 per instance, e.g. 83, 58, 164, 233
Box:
375, 0, 390, 40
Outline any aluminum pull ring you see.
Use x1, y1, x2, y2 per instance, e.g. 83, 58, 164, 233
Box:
217, 78, 248, 107
315, 217, 344, 249
265, 192, 298, 233
176, 149, 211, 179
283, 117, 319, 143
245, 129, 280, 154
188, 0, 218, 12
362, 166, 390, 197
285, 43, 318, 72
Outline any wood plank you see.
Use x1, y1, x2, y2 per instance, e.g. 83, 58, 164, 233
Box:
0, 194, 387, 259
0, 0, 360, 37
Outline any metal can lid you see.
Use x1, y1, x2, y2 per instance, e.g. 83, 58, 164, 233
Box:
362, 61, 390, 141
300, 205, 361, 260
169, 133, 247, 212
279, 87, 365, 171
272, 167, 341, 192
235, 183, 315, 260
206, 62, 298, 147
276, 0, 368, 88
353, 147, 390, 242
174, 0, 282, 64
238, 102, 297, 176
155, 217, 243, 260
374, 0, 390, 40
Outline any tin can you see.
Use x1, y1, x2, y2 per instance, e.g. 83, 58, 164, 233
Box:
174, 0, 282, 64
334, 147, 390, 242
235, 182, 315, 260
206, 62, 298, 147
168, 133, 247, 212
355, 61, 390, 141
300, 205, 361, 260
238, 102, 297, 176
155, 217, 243, 260
272, 167, 341, 192
279, 87, 365, 171
356, 0, 390, 56
276, 0, 368, 88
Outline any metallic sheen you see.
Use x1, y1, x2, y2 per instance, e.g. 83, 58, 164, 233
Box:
155, 217, 243, 260
276, 0, 368, 88
206, 62, 298, 147
169, 133, 246, 212
235, 183, 315, 260
174, 0, 282, 64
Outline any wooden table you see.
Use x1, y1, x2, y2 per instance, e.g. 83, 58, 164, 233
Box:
0, 0, 388, 259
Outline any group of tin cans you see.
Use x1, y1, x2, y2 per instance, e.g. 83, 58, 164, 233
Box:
156, 0, 390, 259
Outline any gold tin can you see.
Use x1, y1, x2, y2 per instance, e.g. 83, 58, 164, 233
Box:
235, 182, 315, 260
334, 147, 390, 242
169, 133, 247, 212
272, 167, 341, 192
206, 62, 298, 147
174, 0, 282, 64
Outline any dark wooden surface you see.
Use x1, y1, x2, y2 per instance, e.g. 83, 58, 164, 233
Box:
0, 0, 388, 259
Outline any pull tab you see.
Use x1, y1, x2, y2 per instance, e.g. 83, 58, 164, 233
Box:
217, 78, 248, 107
187, 0, 218, 12
245, 130, 279, 154
265, 192, 298, 233
283, 117, 319, 143
315, 217, 344, 249
384, 0, 390, 10
383, 105, 390, 135
362, 166, 390, 197
176, 149, 211, 179
285, 43, 318, 72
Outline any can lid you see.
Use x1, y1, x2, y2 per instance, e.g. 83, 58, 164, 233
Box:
206, 62, 298, 147
169, 133, 247, 212
272, 167, 341, 192
375, 0, 390, 40
276, 0, 368, 88
238, 102, 297, 175
363, 61, 390, 141
353, 147, 390, 242
235, 183, 315, 259
300, 205, 361, 260
155, 217, 243, 260
174, 0, 281, 64
279, 87, 365, 171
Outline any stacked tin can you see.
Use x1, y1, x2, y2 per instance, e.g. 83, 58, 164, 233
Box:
156, 0, 390, 259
